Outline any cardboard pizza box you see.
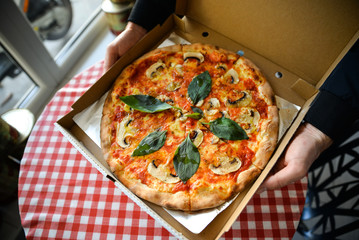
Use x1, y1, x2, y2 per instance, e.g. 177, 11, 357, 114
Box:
56, 0, 359, 239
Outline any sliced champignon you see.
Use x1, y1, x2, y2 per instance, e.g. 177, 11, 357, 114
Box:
220, 110, 230, 118
224, 68, 239, 84
236, 107, 260, 133
157, 95, 173, 105
195, 99, 204, 107
175, 64, 183, 75
225, 90, 252, 107
116, 115, 134, 148
216, 63, 228, 71
211, 135, 220, 144
147, 160, 180, 183
204, 109, 219, 116
208, 98, 220, 108
189, 129, 204, 147
209, 156, 242, 175
146, 61, 166, 78
204, 98, 221, 116
166, 81, 181, 92
184, 52, 204, 63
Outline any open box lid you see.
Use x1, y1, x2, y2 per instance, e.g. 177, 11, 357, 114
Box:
177, 0, 359, 88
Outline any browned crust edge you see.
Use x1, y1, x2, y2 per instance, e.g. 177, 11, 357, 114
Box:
118, 173, 191, 211
253, 105, 279, 169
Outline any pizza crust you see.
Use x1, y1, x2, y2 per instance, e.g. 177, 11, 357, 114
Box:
252, 106, 279, 169
118, 172, 191, 211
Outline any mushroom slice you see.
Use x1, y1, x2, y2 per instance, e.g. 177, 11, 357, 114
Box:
225, 90, 252, 107
208, 98, 220, 108
166, 81, 181, 92
184, 52, 204, 63
216, 63, 228, 71
224, 68, 239, 84
189, 129, 204, 147
195, 99, 204, 107
146, 61, 166, 78
157, 95, 173, 104
209, 156, 242, 175
175, 64, 183, 75
116, 115, 134, 148
236, 107, 260, 133
204, 109, 219, 116
220, 110, 230, 118
147, 160, 180, 183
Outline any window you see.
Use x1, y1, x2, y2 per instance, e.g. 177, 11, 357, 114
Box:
0, 0, 104, 117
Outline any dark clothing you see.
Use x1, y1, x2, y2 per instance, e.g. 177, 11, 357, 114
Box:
305, 41, 359, 140
128, 0, 176, 31
128, 0, 359, 140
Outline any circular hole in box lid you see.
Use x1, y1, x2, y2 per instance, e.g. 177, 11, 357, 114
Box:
275, 71, 283, 78
237, 50, 244, 56
202, 32, 209, 37
1, 109, 35, 143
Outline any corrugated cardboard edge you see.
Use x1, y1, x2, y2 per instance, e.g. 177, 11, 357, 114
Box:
54, 122, 187, 240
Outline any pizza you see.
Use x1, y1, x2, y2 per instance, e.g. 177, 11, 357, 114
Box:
101, 43, 278, 211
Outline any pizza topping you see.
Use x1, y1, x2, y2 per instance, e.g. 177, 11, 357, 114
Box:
209, 156, 242, 175
116, 115, 134, 148
226, 90, 252, 107
209, 117, 249, 140
224, 68, 239, 84
174, 64, 183, 75
221, 110, 230, 118
188, 71, 212, 105
173, 134, 200, 183
146, 60, 165, 78
211, 135, 220, 144
183, 52, 204, 63
236, 108, 260, 134
120, 95, 178, 113
132, 129, 167, 156
147, 160, 180, 183
186, 107, 204, 120
166, 81, 181, 92
204, 98, 221, 116
189, 129, 204, 147
157, 95, 173, 104
216, 63, 228, 71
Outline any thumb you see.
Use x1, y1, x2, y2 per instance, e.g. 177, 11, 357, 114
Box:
261, 163, 306, 191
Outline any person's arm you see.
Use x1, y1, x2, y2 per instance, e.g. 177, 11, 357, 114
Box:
258, 40, 359, 193
104, 0, 176, 71
104, 22, 147, 71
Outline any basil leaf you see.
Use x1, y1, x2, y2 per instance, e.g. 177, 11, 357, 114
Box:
119, 95, 175, 113
188, 71, 212, 105
210, 117, 249, 140
132, 130, 167, 156
173, 134, 200, 183
186, 106, 204, 119
185, 112, 202, 120
191, 106, 203, 114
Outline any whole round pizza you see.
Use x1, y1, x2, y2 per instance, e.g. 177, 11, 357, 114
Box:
101, 43, 278, 211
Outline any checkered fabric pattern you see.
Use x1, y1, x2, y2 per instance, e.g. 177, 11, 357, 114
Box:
19, 61, 307, 240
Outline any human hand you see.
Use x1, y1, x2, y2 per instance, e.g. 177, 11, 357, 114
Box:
257, 123, 333, 193
104, 22, 147, 72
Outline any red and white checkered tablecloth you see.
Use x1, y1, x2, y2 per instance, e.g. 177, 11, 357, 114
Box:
18, 61, 307, 240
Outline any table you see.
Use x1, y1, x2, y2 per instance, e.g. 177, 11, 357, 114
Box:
19, 61, 307, 239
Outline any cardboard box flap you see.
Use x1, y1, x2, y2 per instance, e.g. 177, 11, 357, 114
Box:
183, 0, 359, 85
